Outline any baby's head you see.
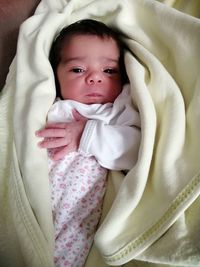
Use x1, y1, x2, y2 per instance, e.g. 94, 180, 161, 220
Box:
50, 19, 128, 104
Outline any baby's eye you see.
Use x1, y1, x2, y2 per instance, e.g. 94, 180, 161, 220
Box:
104, 68, 118, 74
71, 68, 84, 73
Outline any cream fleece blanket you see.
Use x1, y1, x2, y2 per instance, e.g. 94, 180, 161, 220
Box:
0, 0, 200, 266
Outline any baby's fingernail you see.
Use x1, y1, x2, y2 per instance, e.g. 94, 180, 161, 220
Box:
37, 141, 43, 147
36, 131, 42, 137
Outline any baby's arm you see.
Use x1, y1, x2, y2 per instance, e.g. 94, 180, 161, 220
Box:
79, 120, 141, 170
36, 110, 87, 160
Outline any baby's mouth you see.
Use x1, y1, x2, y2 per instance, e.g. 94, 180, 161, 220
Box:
86, 93, 102, 97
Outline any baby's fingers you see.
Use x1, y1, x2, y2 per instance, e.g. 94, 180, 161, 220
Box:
45, 123, 69, 129
72, 109, 87, 122
36, 128, 66, 138
38, 137, 69, 149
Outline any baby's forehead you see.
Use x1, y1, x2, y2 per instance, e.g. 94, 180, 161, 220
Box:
60, 39, 120, 66
61, 33, 120, 49
60, 34, 120, 56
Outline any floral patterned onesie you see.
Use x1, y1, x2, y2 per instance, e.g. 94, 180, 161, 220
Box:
47, 85, 141, 267
49, 151, 107, 267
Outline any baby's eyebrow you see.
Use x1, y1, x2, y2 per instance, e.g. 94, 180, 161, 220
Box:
60, 56, 119, 65
61, 57, 86, 64
101, 57, 119, 64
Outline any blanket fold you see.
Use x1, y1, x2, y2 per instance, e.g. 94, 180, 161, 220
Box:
1, 0, 200, 266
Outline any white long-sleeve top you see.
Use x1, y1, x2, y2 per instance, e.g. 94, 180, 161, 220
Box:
47, 84, 141, 170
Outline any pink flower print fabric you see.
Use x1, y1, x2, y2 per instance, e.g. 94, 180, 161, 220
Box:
48, 151, 107, 267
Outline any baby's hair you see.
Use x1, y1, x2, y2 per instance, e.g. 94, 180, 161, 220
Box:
49, 19, 128, 97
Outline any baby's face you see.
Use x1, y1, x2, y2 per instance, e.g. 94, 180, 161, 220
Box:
56, 34, 122, 104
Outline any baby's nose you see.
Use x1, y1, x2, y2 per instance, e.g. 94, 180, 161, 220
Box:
86, 72, 102, 84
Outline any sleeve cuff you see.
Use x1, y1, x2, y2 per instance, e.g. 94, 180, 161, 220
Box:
78, 119, 97, 156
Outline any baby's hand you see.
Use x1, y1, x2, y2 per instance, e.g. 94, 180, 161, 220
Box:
35, 109, 87, 160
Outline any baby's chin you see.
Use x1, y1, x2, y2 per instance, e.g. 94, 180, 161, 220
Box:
77, 96, 113, 105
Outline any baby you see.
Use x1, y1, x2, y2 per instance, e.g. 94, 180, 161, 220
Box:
36, 19, 140, 267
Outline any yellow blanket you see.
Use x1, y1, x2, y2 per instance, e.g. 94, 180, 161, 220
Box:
0, 0, 200, 266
